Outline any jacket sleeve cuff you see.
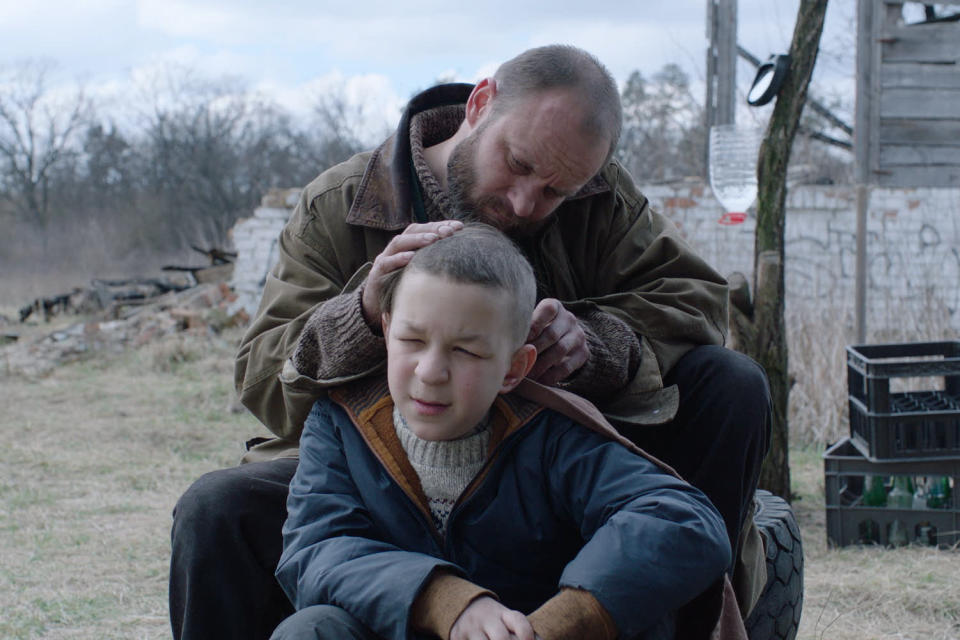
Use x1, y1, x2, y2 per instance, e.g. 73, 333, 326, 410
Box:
527, 588, 618, 640
410, 571, 495, 639
291, 286, 386, 381
560, 308, 641, 401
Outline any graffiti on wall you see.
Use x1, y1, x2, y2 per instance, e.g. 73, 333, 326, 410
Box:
644, 183, 960, 331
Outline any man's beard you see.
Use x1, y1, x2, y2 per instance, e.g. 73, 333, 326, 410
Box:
445, 123, 547, 237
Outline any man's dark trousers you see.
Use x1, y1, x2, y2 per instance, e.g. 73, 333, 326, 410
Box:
168, 345, 770, 639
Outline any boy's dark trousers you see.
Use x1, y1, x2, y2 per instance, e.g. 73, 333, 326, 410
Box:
168, 345, 770, 640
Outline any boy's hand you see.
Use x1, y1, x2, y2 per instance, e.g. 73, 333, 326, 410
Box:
450, 596, 536, 640
526, 298, 590, 385
361, 220, 463, 326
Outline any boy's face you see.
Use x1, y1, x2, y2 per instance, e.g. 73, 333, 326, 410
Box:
383, 270, 535, 441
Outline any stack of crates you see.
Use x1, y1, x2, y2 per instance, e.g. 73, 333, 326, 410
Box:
825, 341, 960, 548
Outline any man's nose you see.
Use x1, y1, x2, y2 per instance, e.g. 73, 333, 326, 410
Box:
507, 182, 538, 219
415, 350, 449, 384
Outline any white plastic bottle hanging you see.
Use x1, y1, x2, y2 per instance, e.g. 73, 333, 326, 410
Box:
708, 124, 762, 225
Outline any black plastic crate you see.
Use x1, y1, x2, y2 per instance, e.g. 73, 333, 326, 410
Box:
847, 341, 960, 461
824, 438, 960, 549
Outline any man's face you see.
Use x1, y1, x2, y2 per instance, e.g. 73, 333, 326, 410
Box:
383, 270, 522, 441
446, 89, 609, 236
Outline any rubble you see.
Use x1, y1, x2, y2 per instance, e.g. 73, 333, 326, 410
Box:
2, 198, 294, 378
2, 282, 246, 379
17, 245, 234, 324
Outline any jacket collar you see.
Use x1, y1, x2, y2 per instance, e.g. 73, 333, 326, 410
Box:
345, 83, 473, 231
345, 83, 611, 232
328, 377, 546, 532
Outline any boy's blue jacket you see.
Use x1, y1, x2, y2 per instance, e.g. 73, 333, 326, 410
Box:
275, 378, 732, 640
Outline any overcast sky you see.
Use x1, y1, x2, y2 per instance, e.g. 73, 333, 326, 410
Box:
0, 0, 857, 132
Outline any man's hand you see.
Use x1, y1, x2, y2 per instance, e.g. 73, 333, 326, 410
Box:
526, 299, 590, 386
360, 220, 463, 326
450, 596, 536, 640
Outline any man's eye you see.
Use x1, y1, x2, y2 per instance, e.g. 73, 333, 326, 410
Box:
399, 338, 423, 345
508, 155, 528, 175
454, 347, 482, 358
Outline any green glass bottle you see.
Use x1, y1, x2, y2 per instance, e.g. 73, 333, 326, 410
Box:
926, 476, 952, 509
862, 475, 888, 507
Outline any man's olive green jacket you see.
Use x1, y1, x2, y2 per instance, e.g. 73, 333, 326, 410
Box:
234, 84, 729, 447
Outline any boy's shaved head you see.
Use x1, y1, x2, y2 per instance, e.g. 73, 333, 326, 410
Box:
379, 223, 536, 346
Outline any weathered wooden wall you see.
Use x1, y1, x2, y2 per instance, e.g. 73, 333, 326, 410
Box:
857, 0, 960, 188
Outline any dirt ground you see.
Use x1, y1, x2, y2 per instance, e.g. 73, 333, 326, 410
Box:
1, 326, 959, 639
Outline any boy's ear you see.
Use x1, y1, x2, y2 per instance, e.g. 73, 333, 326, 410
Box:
499, 344, 537, 394
380, 312, 391, 341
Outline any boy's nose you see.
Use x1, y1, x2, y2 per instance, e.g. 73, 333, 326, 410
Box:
415, 352, 449, 385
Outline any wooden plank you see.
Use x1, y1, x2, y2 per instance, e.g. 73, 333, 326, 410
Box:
880, 118, 960, 144
879, 88, 960, 118
881, 24, 960, 63
875, 165, 960, 188
869, 2, 885, 178
881, 62, 960, 89
879, 144, 960, 166
855, 0, 877, 183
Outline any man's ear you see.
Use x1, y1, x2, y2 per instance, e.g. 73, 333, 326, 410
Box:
500, 344, 537, 394
464, 77, 497, 127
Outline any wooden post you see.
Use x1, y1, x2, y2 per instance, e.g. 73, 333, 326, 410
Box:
714, 0, 738, 127
855, 184, 869, 343
853, 0, 875, 343
705, 0, 739, 167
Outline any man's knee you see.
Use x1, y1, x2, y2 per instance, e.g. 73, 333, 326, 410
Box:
173, 467, 248, 541
675, 345, 768, 397
173, 460, 297, 530
172, 461, 291, 554
677, 345, 769, 413
668, 345, 771, 456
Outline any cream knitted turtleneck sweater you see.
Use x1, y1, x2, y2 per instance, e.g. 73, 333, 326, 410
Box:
393, 406, 490, 532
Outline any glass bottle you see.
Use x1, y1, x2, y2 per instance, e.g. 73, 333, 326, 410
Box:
862, 475, 888, 507
926, 476, 952, 509
887, 519, 910, 547
912, 477, 929, 509
887, 475, 914, 509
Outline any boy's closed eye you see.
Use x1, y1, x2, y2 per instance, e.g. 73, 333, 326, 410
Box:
454, 346, 486, 359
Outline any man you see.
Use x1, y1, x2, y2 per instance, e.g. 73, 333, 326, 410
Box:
169, 45, 770, 640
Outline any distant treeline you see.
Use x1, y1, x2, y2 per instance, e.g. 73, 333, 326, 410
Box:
0, 60, 850, 271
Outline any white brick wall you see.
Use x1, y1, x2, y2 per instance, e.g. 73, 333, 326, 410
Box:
229, 184, 960, 332
650, 182, 960, 332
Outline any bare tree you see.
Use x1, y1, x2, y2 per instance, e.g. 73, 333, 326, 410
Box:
135, 64, 284, 248
617, 64, 706, 183
0, 59, 392, 280
729, 0, 830, 499
0, 60, 90, 228
307, 83, 387, 171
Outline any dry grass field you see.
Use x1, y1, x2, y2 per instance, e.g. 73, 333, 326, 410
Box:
1, 306, 959, 639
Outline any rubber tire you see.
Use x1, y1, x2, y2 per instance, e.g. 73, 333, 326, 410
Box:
744, 490, 804, 640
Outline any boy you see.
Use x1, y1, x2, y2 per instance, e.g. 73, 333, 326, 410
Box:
271, 224, 733, 640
